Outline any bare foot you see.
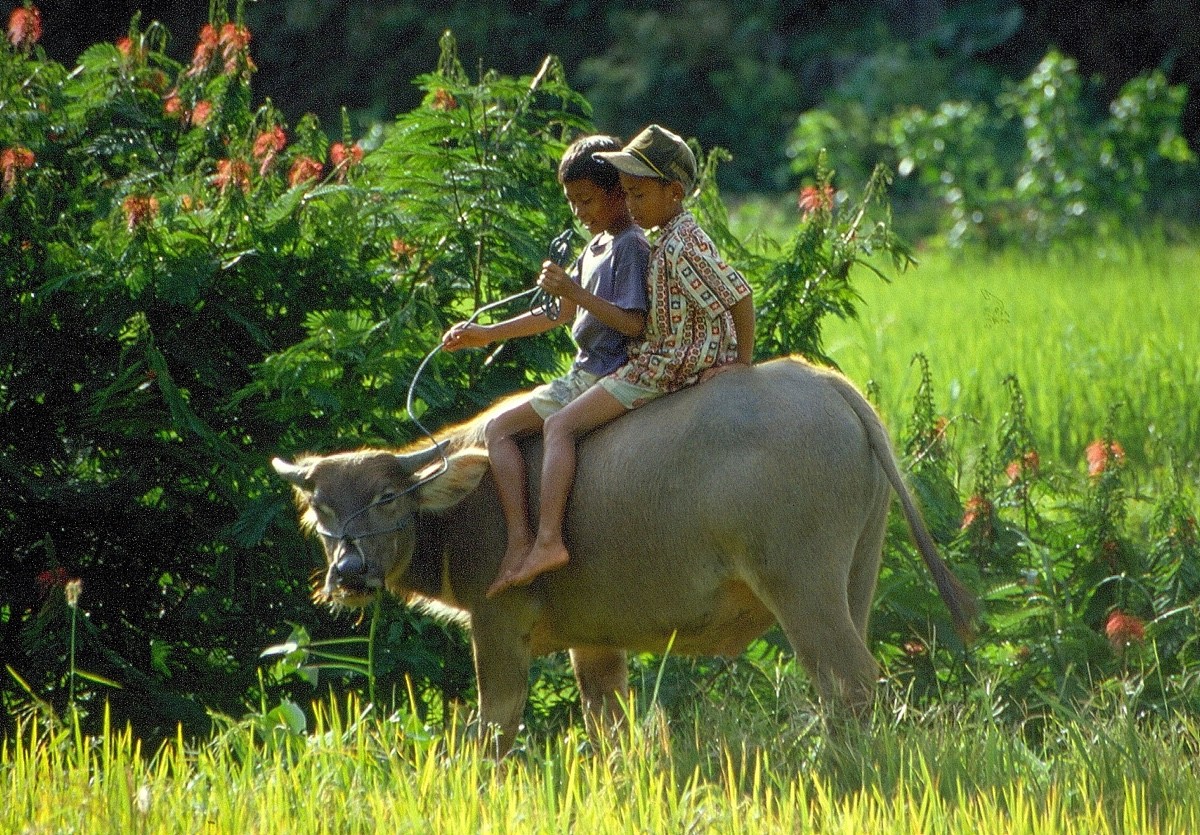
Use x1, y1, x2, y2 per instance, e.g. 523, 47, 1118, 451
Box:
486, 535, 533, 599
488, 540, 569, 596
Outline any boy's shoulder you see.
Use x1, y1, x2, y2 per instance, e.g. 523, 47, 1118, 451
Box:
610, 224, 650, 255
662, 212, 715, 252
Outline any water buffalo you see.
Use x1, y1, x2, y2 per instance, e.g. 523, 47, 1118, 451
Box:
273, 356, 975, 754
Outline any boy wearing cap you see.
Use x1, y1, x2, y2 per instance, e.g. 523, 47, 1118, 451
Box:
442, 134, 649, 598
492, 124, 754, 595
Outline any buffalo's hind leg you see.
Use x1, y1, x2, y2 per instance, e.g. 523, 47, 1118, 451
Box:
748, 549, 880, 715
569, 647, 629, 745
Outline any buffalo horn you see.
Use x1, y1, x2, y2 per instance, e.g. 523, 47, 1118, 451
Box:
271, 457, 312, 489
394, 441, 447, 475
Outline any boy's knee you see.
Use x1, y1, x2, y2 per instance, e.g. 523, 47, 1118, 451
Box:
485, 415, 525, 449
542, 410, 574, 442
484, 417, 505, 445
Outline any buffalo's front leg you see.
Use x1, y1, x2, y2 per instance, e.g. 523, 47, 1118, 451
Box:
470, 611, 534, 757
569, 647, 629, 745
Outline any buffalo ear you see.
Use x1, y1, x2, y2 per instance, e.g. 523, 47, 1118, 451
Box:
272, 457, 313, 492
415, 450, 490, 512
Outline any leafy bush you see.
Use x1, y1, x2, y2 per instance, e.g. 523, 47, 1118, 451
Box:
871, 363, 1200, 722
0, 8, 585, 739
792, 50, 1196, 249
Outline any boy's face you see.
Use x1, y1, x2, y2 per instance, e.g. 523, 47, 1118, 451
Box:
563, 178, 628, 236
618, 173, 683, 230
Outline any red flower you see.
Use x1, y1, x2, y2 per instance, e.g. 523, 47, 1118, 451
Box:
211, 158, 251, 194
190, 100, 213, 127
252, 126, 286, 175
7, 4, 41, 50
163, 91, 186, 121
116, 35, 146, 64
1086, 439, 1125, 478
798, 183, 834, 218
35, 566, 69, 596
960, 495, 992, 532
122, 193, 159, 231
391, 238, 416, 260
1, 145, 35, 192
219, 23, 252, 68
187, 23, 219, 77
287, 156, 323, 188
430, 89, 458, 111
252, 126, 286, 160
1105, 610, 1145, 653
1006, 449, 1040, 483
330, 142, 363, 168
330, 142, 363, 182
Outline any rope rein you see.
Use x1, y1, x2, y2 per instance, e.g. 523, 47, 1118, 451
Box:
399, 227, 576, 494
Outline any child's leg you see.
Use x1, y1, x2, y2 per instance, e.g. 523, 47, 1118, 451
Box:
492, 385, 629, 593
483, 402, 544, 597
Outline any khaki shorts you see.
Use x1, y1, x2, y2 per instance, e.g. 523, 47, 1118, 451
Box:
527, 368, 602, 419
596, 375, 666, 410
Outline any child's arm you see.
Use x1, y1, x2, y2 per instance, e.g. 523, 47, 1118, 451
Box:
729, 296, 755, 364
441, 307, 562, 352
700, 296, 755, 382
537, 262, 645, 337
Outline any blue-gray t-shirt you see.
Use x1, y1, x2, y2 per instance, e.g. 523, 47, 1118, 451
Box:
570, 224, 649, 376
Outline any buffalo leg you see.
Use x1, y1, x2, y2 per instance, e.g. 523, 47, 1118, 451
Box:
847, 498, 888, 640
469, 616, 534, 757
747, 549, 880, 712
569, 647, 629, 743
780, 600, 879, 711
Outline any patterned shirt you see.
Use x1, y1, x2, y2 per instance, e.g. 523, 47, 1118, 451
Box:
611, 211, 752, 393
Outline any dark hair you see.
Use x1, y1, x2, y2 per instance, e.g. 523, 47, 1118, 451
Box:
557, 134, 622, 191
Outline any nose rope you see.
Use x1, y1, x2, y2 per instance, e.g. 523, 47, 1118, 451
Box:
314, 489, 417, 545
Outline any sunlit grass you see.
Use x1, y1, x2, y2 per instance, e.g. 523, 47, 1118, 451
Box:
5, 689, 1200, 833
823, 243, 1200, 470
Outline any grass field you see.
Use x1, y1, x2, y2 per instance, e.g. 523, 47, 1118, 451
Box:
822, 243, 1200, 473
7, 690, 1200, 833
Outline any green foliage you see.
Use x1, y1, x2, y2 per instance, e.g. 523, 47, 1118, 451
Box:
795, 50, 1196, 249
2, 11, 575, 740
866, 346, 1200, 723
748, 154, 914, 363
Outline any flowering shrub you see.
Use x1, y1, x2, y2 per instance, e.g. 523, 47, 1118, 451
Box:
873, 370, 1200, 721
0, 7, 585, 735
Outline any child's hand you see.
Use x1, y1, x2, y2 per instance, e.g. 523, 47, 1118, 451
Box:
700, 361, 749, 383
441, 322, 489, 352
536, 261, 577, 300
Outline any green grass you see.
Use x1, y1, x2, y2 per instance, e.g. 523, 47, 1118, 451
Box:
6, 690, 1200, 833
822, 244, 1200, 471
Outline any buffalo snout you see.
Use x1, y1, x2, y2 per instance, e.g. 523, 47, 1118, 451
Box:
324, 542, 384, 599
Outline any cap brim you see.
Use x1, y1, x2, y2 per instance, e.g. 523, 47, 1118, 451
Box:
593, 150, 660, 180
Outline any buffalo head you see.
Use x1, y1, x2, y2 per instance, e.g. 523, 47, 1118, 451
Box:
272, 444, 488, 607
